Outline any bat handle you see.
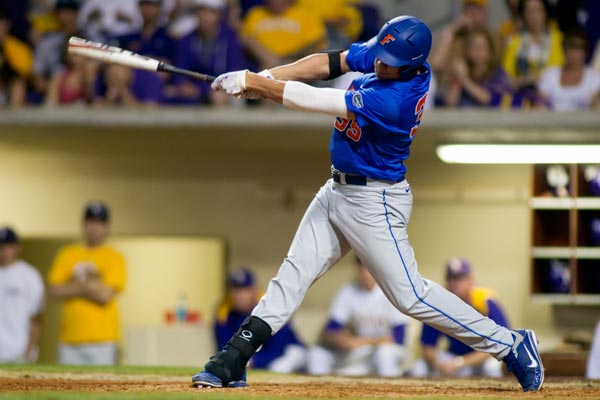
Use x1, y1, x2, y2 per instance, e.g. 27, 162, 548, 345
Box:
158, 63, 216, 82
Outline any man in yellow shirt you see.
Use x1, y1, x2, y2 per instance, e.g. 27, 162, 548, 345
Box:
48, 201, 126, 365
240, 0, 328, 69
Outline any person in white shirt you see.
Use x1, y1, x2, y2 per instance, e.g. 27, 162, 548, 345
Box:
307, 256, 411, 377
538, 31, 600, 111
78, 0, 143, 42
0, 227, 45, 363
588, 320, 600, 379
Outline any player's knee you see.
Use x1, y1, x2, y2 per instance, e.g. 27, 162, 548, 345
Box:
307, 346, 334, 375
373, 344, 407, 377
482, 357, 503, 377
409, 358, 430, 377
268, 345, 307, 374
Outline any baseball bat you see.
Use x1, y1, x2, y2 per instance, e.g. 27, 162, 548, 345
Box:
67, 36, 216, 82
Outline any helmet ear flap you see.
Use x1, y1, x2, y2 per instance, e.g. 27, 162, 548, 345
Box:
397, 65, 418, 80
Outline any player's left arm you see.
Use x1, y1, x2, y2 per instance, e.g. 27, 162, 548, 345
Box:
267, 50, 350, 82
84, 252, 126, 306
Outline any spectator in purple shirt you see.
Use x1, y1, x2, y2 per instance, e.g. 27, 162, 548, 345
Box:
116, 0, 175, 62
444, 27, 513, 108
164, 0, 246, 106
94, 65, 163, 107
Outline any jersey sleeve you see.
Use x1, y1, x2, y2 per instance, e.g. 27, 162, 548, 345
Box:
486, 298, 510, 328
240, 8, 260, 40
392, 325, 405, 344
328, 285, 354, 327
345, 86, 397, 128
213, 316, 235, 351
502, 36, 519, 78
345, 42, 375, 73
420, 323, 442, 347
591, 70, 600, 93
103, 250, 126, 293
29, 266, 46, 316
537, 68, 554, 97
276, 322, 304, 346
47, 247, 73, 285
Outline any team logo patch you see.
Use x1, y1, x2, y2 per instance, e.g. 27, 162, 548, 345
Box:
380, 33, 396, 45
352, 92, 364, 109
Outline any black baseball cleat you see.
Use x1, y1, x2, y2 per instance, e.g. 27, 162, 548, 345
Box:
503, 329, 545, 392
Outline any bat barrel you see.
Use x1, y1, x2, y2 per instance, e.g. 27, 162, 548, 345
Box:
68, 37, 215, 82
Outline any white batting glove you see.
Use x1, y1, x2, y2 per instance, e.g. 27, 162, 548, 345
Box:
211, 70, 248, 96
242, 69, 273, 100
258, 69, 274, 79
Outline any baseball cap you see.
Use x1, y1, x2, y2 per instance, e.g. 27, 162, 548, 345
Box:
84, 201, 110, 222
192, 0, 226, 10
445, 257, 472, 280
227, 267, 255, 288
55, 0, 80, 11
0, 227, 19, 245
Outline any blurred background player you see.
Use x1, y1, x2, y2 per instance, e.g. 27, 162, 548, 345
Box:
214, 267, 306, 373
588, 320, 600, 379
307, 256, 410, 377
48, 201, 126, 365
412, 258, 510, 378
0, 227, 45, 363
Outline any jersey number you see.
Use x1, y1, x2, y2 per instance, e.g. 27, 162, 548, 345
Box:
335, 118, 363, 142
409, 92, 428, 138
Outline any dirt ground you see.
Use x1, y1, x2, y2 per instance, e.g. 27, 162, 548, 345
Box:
2, 373, 600, 399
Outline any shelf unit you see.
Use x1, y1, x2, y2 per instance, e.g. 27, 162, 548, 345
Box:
530, 164, 600, 304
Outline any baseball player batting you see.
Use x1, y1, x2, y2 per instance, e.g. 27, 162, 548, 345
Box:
192, 16, 544, 392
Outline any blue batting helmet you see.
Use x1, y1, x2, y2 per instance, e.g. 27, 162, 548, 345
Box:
367, 16, 432, 69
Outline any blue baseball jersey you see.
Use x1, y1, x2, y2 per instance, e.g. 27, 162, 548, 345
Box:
331, 42, 431, 182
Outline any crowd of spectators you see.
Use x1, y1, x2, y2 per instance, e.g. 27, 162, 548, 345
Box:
430, 0, 600, 110
0, 0, 598, 111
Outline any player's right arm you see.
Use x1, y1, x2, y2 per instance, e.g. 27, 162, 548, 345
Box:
267, 39, 375, 82
321, 325, 384, 351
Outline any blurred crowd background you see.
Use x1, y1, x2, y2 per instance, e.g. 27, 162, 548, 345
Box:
0, 0, 599, 110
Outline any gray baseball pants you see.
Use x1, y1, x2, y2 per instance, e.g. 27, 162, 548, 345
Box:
253, 178, 514, 359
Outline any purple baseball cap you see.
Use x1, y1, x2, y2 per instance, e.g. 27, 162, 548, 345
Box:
0, 226, 19, 245
84, 201, 110, 222
445, 257, 472, 280
227, 267, 255, 288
